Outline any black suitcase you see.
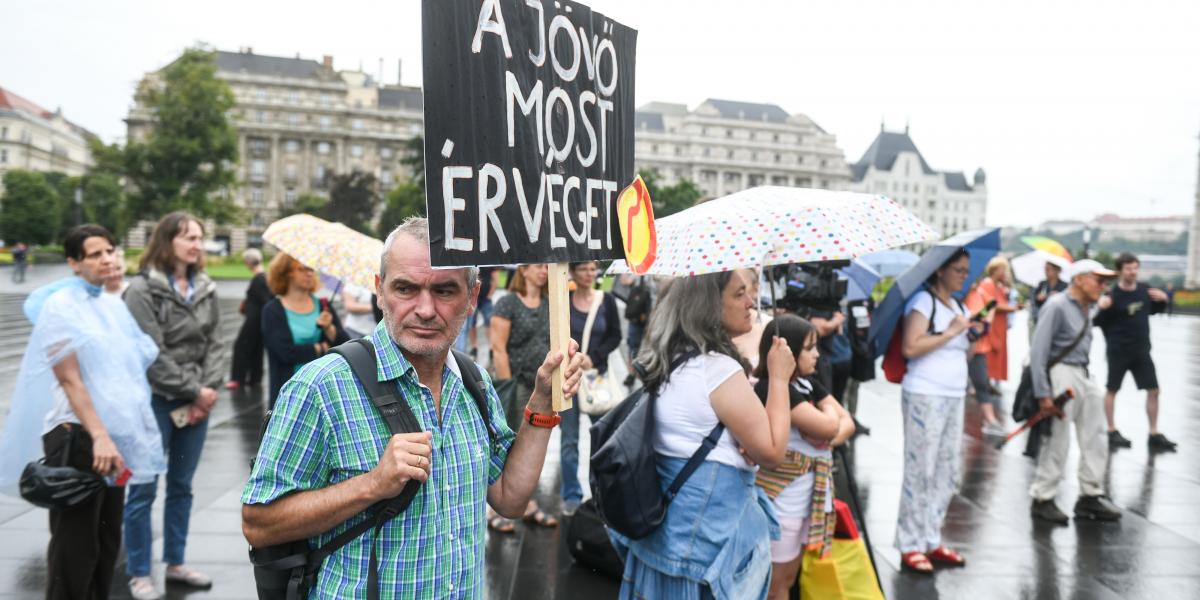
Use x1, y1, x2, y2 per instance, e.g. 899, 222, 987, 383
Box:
566, 499, 624, 580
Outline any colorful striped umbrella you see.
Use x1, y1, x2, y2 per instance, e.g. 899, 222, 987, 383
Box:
262, 214, 383, 289
1019, 235, 1073, 262
607, 188, 938, 277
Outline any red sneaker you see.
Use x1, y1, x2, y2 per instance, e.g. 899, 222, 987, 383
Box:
926, 546, 965, 567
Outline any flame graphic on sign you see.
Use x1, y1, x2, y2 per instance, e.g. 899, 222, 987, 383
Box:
616, 175, 656, 274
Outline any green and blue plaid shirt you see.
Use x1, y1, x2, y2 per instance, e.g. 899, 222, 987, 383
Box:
242, 322, 516, 599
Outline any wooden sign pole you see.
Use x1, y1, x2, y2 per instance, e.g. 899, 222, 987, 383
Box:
547, 262, 573, 412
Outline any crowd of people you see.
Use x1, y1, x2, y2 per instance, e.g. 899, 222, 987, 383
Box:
0, 210, 1184, 599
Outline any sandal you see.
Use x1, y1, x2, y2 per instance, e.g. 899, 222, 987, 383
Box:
901, 551, 934, 574
523, 507, 559, 528
926, 546, 966, 567
488, 515, 516, 533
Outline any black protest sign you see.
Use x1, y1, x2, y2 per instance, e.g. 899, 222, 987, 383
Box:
422, 0, 637, 267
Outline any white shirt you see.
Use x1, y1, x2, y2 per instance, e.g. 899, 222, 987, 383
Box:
773, 379, 834, 519
652, 353, 751, 470
341, 284, 378, 336
901, 290, 970, 397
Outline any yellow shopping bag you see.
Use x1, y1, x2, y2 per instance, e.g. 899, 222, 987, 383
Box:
799, 539, 884, 600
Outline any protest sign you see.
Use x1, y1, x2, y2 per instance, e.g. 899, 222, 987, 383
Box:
422, 0, 637, 268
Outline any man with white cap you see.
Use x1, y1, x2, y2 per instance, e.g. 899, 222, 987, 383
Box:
1028, 259, 1122, 525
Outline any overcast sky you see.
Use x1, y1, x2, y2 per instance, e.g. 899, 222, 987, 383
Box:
4, 0, 1199, 227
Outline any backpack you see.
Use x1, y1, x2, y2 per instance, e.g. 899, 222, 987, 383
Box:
624, 278, 653, 325
589, 350, 725, 540
881, 291, 964, 384
249, 339, 496, 600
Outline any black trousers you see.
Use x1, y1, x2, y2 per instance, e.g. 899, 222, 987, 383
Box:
230, 315, 265, 385
43, 425, 125, 600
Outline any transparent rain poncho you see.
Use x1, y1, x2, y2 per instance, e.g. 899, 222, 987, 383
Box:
0, 277, 167, 494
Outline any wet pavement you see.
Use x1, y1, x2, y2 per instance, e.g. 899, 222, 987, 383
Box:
0, 269, 1198, 599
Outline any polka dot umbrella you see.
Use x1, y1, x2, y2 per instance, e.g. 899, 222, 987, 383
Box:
262, 214, 383, 290
608, 187, 938, 277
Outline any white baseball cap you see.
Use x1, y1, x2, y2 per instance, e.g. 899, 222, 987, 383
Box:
1065, 259, 1117, 281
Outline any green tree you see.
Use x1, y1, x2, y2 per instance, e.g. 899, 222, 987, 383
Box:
0, 170, 61, 245
326, 170, 379, 235
638, 169, 702, 218
401, 135, 425, 189
377, 181, 426, 238
81, 173, 126, 236
279, 193, 329, 219
124, 46, 239, 223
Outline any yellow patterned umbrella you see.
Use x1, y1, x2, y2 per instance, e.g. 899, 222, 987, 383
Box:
262, 214, 382, 289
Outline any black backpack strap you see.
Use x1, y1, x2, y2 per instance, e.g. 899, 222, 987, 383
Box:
323, 338, 424, 600
451, 349, 498, 447
665, 422, 726, 501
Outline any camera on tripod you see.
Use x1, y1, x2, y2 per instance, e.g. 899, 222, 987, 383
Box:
774, 260, 850, 315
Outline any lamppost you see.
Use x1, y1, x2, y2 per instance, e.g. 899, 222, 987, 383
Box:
1082, 226, 1092, 259
74, 185, 83, 226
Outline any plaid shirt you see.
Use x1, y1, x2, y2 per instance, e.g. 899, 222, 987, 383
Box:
242, 322, 516, 599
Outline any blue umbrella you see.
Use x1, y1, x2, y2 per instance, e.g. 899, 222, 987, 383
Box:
859, 249, 920, 278
838, 259, 882, 302
866, 228, 1001, 358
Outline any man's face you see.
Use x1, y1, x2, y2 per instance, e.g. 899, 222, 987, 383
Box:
68, 237, 118, 286
1119, 261, 1139, 285
375, 235, 478, 359
1073, 273, 1108, 303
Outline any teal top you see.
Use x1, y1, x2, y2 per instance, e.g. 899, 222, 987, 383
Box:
285, 296, 321, 373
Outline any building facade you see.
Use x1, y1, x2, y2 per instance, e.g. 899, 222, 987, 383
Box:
847, 127, 987, 237
127, 49, 423, 250
0, 86, 93, 194
1188, 140, 1200, 288
632, 99, 852, 198
1089, 213, 1191, 244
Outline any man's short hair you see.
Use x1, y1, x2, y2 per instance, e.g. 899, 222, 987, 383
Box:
243, 248, 263, 267
380, 217, 478, 289
1114, 252, 1139, 271
63, 224, 116, 261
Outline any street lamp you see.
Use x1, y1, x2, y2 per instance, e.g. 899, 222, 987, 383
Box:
74, 185, 82, 226
1082, 226, 1092, 259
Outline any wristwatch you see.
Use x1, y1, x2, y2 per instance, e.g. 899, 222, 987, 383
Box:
524, 406, 561, 428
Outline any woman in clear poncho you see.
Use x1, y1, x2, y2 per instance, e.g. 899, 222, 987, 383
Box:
0, 226, 166, 600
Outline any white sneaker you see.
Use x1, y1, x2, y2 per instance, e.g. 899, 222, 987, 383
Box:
128, 576, 162, 600
982, 422, 1006, 437
165, 564, 213, 589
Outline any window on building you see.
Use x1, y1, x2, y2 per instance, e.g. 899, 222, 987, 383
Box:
256, 88, 268, 101
727, 149, 734, 159
703, 147, 711, 157
350, 145, 364, 157
874, 181, 887, 192
250, 188, 265, 206
251, 160, 266, 177
381, 147, 393, 159
285, 163, 297, 181
0, 149, 6, 163
317, 142, 331, 155
382, 170, 393, 187
320, 94, 332, 106
725, 129, 732, 138
0, 126, 6, 139
288, 91, 300, 104
285, 140, 299, 153
319, 116, 332, 129
796, 156, 803, 165
675, 146, 683, 156
820, 159, 827, 169
352, 119, 364, 130
287, 113, 300, 126
651, 144, 658, 154
255, 111, 267, 123
284, 190, 297, 206
773, 133, 780, 142
796, 177, 812, 187
774, 154, 781, 163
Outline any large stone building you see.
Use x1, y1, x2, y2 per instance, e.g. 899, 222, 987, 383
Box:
1089, 213, 1191, 244
0, 86, 93, 193
847, 127, 987, 237
632, 99, 852, 198
127, 49, 423, 250
1188, 140, 1200, 288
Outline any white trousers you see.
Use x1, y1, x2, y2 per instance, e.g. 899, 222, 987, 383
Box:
1029, 363, 1108, 501
895, 391, 963, 553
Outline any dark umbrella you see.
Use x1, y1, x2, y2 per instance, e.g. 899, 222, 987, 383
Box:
866, 228, 1001, 358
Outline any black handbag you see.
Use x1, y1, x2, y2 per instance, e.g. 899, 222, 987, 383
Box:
566, 498, 625, 579
20, 426, 105, 510
589, 351, 726, 540
1012, 322, 1088, 422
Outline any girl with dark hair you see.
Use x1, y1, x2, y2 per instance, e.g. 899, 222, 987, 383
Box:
611, 270, 795, 600
752, 315, 854, 600
122, 211, 225, 598
895, 248, 983, 574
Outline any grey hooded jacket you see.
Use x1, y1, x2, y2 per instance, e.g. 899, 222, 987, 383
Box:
124, 268, 226, 401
